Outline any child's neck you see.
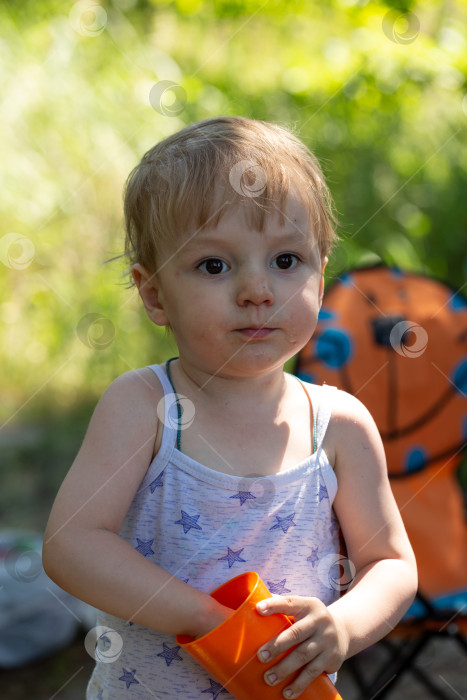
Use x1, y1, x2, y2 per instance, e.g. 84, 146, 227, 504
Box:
165, 357, 313, 477
175, 357, 288, 406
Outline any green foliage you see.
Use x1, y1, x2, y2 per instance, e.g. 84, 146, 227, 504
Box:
1, 0, 466, 421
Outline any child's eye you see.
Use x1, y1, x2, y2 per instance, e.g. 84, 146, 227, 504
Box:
198, 258, 229, 275
272, 253, 300, 270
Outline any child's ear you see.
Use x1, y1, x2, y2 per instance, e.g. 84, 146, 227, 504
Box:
132, 264, 170, 327
319, 257, 328, 307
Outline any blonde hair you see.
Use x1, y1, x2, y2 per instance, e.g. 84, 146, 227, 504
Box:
124, 116, 338, 275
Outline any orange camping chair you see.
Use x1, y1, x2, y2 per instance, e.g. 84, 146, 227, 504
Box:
295, 264, 467, 698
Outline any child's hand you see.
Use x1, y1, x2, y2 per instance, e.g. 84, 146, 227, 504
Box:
256, 596, 349, 699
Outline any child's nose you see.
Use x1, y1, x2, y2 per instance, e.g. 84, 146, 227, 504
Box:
236, 269, 274, 307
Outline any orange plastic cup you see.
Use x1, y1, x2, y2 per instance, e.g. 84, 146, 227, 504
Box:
177, 572, 342, 699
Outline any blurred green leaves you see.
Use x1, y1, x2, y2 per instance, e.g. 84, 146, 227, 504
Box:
1, 0, 466, 420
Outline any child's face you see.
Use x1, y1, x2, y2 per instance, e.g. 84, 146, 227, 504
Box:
134, 192, 326, 379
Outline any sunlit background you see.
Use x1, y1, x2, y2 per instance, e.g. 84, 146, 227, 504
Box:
1, 2, 466, 696
2, 0, 466, 425
2, 0, 467, 522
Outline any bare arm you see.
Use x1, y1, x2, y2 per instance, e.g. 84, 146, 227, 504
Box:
326, 391, 417, 654
42, 369, 231, 638
255, 390, 417, 698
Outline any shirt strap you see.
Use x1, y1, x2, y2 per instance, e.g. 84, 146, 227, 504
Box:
296, 377, 318, 454
314, 384, 338, 451
165, 357, 181, 450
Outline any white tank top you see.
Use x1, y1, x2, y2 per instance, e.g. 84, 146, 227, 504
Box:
87, 364, 340, 699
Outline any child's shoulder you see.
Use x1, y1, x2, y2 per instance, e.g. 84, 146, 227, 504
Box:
318, 385, 382, 464
296, 379, 371, 419
97, 366, 164, 425
328, 386, 373, 422
107, 366, 163, 395
295, 378, 379, 452
294, 377, 369, 419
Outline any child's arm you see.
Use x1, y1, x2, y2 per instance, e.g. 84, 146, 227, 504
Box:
255, 390, 417, 699
42, 370, 232, 638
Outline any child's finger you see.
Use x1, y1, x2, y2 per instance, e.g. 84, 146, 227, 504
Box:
256, 595, 314, 619
256, 597, 327, 663
262, 637, 322, 691
257, 615, 317, 665
275, 652, 327, 699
